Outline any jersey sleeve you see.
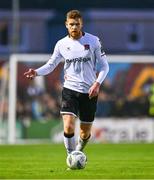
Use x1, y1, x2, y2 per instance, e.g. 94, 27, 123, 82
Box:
36, 41, 63, 76
94, 38, 109, 84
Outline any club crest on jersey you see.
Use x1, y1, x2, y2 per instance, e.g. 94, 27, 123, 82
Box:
84, 44, 90, 50
67, 47, 70, 51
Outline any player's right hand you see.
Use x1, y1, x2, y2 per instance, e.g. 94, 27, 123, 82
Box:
24, 68, 37, 80
88, 81, 100, 99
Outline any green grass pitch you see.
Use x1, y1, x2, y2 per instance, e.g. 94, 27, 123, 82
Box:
0, 143, 154, 179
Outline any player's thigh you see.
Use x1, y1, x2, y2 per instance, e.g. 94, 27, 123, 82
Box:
61, 88, 79, 117
79, 95, 98, 123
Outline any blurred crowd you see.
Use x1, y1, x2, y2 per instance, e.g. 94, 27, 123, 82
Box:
0, 61, 154, 126
96, 79, 149, 117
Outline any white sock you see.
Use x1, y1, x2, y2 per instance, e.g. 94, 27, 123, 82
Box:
63, 133, 75, 154
76, 135, 90, 151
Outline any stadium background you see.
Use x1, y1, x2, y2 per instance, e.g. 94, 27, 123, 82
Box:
1, 1, 154, 179
0, 0, 154, 143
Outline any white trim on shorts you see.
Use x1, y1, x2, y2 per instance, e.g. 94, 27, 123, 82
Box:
60, 111, 77, 118
60, 111, 94, 124
80, 120, 93, 124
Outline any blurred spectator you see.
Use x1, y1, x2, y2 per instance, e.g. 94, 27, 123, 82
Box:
31, 95, 45, 120
96, 79, 115, 117
50, 80, 62, 107
41, 93, 60, 119
148, 78, 154, 117
27, 79, 45, 97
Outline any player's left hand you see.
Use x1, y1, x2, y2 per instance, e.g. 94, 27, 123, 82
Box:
88, 81, 100, 99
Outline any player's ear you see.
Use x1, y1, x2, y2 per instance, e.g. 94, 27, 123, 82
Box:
81, 22, 83, 29
65, 21, 68, 29
80, 19, 83, 28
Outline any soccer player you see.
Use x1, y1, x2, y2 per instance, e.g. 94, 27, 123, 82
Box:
24, 10, 109, 155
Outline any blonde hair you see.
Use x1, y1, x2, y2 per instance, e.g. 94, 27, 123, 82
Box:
66, 10, 82, 20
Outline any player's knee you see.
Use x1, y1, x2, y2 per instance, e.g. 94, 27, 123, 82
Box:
80, 131, 90, 140
64, 124, 74, 134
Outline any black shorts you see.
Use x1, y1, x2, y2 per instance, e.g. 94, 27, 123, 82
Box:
60, 87, 98, 123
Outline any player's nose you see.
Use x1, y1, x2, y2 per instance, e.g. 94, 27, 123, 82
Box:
72, 24, 78, 29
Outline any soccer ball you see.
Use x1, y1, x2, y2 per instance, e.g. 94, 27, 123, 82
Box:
66, 150, 87, 169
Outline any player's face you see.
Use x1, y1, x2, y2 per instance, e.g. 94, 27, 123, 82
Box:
65, 18, 83, 39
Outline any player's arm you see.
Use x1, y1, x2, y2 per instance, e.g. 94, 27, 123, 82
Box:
24, 41, 63, 79
88, 38, 109, 98
95, 39, 109, 84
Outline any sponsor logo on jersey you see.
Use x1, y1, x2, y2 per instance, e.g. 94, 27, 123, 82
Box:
66, 57, 91, 63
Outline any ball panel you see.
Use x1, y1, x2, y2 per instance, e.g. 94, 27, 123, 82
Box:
66, 150, 87, 169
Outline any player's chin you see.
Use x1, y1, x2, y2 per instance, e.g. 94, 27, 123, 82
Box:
71, 32, 79, 38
